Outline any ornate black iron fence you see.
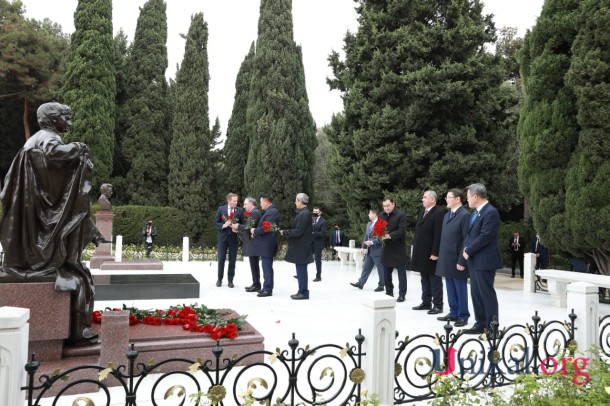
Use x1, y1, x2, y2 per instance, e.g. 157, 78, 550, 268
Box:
23, 331, 366, 406
393, 311, 577, 404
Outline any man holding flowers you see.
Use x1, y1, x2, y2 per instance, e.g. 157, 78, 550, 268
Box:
251, 195, 280, 297
379, 196, 409, 302
233, 197, 262, 292
213, 192, 244, 288
350, 209, 385, 291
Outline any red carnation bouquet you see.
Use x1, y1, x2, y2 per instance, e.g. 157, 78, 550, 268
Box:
262, 220, 279, 233
372, 218, 389, 243
92, 304, 246, 341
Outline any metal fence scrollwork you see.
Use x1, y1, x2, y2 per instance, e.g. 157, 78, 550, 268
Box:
23, 330, 366, 406
393, 311, 577, 404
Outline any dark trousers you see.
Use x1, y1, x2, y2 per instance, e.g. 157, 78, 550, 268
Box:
383, 265, 407, 297
217, 237, 238, 282
261, 256, 274, 293
249, 256, 261, 287
420, 273, 444, 308
358, 253, 384, 288
511, 252, 524, 277
445, 277, 470, 320
145, 242, 153, 257
295, 263, 309, 297
469, 268, 498, 330
313, 246, 323, 278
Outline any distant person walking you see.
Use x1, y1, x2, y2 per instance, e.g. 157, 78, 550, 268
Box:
142, 220, 157, 257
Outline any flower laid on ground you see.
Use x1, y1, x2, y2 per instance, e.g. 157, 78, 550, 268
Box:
372, 218, 388, 243
91, 304, 246, 341
262, 220, 279, 233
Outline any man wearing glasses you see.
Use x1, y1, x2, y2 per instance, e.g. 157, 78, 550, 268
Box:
436, 189, 471, 327
461, 183, 503, 335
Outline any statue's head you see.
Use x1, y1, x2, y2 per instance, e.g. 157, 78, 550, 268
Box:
100, 183, 113, 198
37, 102, 73, 133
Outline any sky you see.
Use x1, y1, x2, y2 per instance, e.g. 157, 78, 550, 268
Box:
19, 0, 544, 137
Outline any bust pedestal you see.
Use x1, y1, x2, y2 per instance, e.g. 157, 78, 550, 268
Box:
90, 210, 114, 269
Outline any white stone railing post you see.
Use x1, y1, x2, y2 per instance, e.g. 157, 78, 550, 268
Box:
567, 282, 599, 360
361, 295, 395, 405
115, 235, 123, 262
0, 306, 30, 406
182, 237, 189, 263
524, 253, 536, 293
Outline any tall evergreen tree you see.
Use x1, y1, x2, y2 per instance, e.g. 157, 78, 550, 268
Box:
210, 116, 224, 205
0, 0, 69, 139
244, 0, 317, 221
168, 12, 211, 241
328, 0, 515, 227
563, 0, 610, 273
62, 0, 116, 192
518, 0, 581, 253
222, 42, 255, 197
121, 0, 170, 205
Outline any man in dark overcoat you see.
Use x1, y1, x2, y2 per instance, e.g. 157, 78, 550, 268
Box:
282, 193, 314, 300
436, 188, 470, 327
311, 207, 327, 281
411, 190, 445, 314
234, 197, 262, 292
251, 195, 280, 297
379, 196, 408, 301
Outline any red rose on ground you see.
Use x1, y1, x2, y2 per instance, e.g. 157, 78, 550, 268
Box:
182, 324, 190, 330
203, 324, 214, 334
92, 311, 102, 324
129, 315, 139, 325
211, 330, 223, 341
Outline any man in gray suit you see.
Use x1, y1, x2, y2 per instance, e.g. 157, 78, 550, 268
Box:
436, 188, 470, 327
350, 209, 385, 291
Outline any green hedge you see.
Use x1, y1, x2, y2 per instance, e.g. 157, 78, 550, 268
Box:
99, 205, 190, 246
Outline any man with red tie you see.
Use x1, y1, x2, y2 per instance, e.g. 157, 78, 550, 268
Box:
213, 193, 244, 288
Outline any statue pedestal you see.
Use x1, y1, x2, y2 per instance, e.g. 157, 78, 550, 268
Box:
90, 211, 114, 269
0, 277, 70, 361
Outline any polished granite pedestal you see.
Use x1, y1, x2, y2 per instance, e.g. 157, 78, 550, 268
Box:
93, 273, 199, 300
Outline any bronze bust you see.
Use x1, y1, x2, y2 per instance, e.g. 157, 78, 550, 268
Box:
0, 102, 106, 345
98, 183, 113, 210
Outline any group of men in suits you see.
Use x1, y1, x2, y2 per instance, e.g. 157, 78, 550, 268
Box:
509, 231, 549, 278
350, 184, 503, 335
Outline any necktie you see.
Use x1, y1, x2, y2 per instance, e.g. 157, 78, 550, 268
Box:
470, 211, 477, 224
449, 211, 455, 220
423, 210, 428, 218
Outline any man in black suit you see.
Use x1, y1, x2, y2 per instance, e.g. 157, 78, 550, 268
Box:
213, 193, 244, 288
411, 190, 445, 315
436, 189, 470, 327
509, 230, 525, 278
311, 207, 327, 282
462, 183, 503, 335
233, 197, 262, 292
380, 196, 408, 302
330, 224, 346, 255
281, 193, 314, 300
531, 234, 549, 270
251, 195, 280, 297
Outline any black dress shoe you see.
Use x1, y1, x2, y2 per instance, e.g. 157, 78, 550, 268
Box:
462, 326, 485, 335
245, 285, 261, 292
386, 292, 394, 298
350, 282, 363, 289
291, 293, 309, 300
216, 280, 222, 287
228, 282, 234, 288
374, 287, 384, 292
454, 319, 468, 327
412, 303, 432, 311
257, 291, 272, 297
397, 295, 405, 302
437, 314, 457, 322
427, 307, 443, 315
313, 277, 321, 282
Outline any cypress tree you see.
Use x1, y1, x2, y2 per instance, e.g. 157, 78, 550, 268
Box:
518, 0, 581, 251
111, 29, 129, 189
121, 0, 170, 205
167, 12, 212, 241
61, 0, 115, 193
563, 0, 610, 273
222, 42, 255, 197
328, 0, 514, 227
244, 0, 317, 221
